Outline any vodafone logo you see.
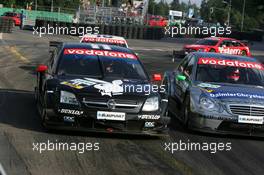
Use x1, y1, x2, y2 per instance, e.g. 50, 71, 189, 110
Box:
218, 47, 241, 55
82, 37, 126, 44
64, 49, 137, 59
198, 58, 264, 70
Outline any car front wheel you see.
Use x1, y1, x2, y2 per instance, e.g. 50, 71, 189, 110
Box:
183, 96, 190, 128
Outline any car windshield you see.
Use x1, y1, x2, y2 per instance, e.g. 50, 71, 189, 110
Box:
196, 58, 264, 86
57, 48, 148, 81
195, 39, 218, 46
81, 41, 127, 48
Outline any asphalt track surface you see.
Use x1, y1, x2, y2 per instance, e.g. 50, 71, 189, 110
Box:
0, 28, 264, 175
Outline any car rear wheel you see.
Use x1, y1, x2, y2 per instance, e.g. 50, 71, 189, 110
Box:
209, 48, 216, 52
40, 101, 47, 126
241, 50, 247, 56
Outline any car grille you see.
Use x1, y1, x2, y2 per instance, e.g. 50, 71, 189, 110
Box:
229, 105, 264, 117
81, 97, 142, 113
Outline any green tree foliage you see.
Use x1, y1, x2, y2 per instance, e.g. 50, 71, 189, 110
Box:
170, 0, 180, 10
2, 0, 16, 7
1, 0, 80, 9
148, 0, 198, 18
200, 0, 264, 30
155, 1, 169, 16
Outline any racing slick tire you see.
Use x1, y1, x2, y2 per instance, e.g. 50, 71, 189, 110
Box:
241, 50, 247, 56
183, 95, 190, 128
36, 90, 49, 130
209, 48, 216, 52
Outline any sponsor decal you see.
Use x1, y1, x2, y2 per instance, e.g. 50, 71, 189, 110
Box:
198, 83, 221, 89
94, 80, 123, 97
63, 116, 75, 122
138, 115, 161, 120
198, 58, 264, 70
144, 122, 155, 128
59, 109, 84, 115
61, 78, 124, 97
205, 89, 214, 93
61, 81, 84, 89
82, 37, 126, 44
238, 116, 263, 125
210, 92, 264, 99
218, 47, 241, 55
64, 49, 136, 59
97, 111, 126, 121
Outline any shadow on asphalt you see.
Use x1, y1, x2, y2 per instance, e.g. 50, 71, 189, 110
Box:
19, 65, 37, 75
0, 89, 263, 141
169, 115, 264, 141
0, 89, 159, 140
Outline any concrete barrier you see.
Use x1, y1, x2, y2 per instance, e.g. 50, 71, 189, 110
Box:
34, 19, 166, 40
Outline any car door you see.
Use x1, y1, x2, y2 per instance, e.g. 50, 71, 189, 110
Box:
174, 56, 190, 100
38, 48, 58, 97
218, 40, 231, 54
230, 40, 244, 55
179, 55, 195, 102
169, 55, 195, 114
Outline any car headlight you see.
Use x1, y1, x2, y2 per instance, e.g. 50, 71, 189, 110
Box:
199, 97, 219, 111
60, 91, 79, 105
142, 97, 159, 112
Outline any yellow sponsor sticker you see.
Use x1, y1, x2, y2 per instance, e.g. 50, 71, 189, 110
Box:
61, 81, 84, 89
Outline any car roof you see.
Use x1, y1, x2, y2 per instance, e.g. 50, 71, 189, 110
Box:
81, 34, 126, 41
204, 37, 238, 41
63, 42, 133, 54
192, 52, 258, 62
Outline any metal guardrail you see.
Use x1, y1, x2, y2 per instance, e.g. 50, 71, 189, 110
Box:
79, 7, 144, 25
35, 19, 165, 40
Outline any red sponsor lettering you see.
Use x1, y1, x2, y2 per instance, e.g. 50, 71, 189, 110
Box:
82, 37, 126, 44
198, 58, 264, 70
64, 49, 137, 59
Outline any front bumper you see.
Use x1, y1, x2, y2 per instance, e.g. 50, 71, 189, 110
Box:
43, 108, 170, 136
188, 112, 264, 137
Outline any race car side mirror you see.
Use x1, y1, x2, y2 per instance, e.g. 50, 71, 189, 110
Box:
176, 75, 186, 81
37, 65, 48, 73
152, 74, 162, 81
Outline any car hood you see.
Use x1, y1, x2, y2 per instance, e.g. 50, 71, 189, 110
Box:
193, 82, 264, 104
56, 76, 155, 98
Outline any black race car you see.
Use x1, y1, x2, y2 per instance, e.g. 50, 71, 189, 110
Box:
163, 52, 264, 136
35, 42, 169, 136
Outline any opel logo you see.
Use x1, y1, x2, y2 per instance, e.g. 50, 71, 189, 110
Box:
107, 99, 116, 110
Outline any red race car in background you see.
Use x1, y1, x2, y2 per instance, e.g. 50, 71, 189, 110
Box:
1, 12, 21, 26
173, 37, 251, 59
148, 16, 168, 27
